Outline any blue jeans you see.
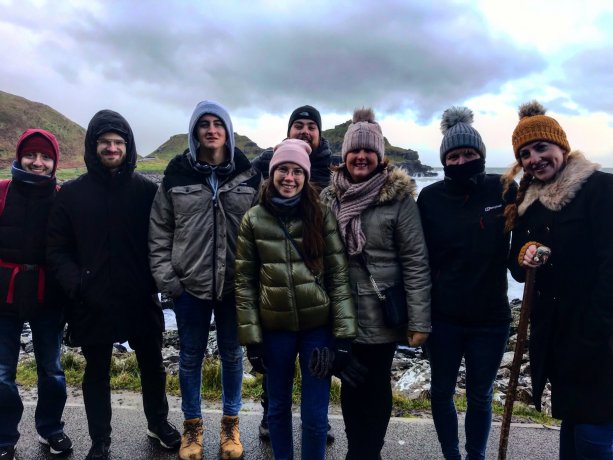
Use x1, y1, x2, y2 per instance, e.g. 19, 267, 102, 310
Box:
427, 320, 510, 460
560, 420, 613, 459
264, 327, 333, 460
174, 291, 242, 419
0, 310, 67, 447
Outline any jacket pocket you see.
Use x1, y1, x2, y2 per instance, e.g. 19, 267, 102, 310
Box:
170, 185, 205, 216
223, 186, 257, 215
356, 281, 388, 328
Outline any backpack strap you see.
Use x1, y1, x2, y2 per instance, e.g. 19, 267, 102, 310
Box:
0, 180, 11, 217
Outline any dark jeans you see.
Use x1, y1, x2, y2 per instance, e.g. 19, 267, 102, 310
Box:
264, 327, 333, 460
560, 420, 613, 459
81, 334, 168, 443
0, 311, 67, 447
341, 342, 397, 460
174, 292, 242, 418
427, 320, 510, 460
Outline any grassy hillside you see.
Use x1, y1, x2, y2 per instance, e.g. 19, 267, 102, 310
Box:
0, 91, 85, 169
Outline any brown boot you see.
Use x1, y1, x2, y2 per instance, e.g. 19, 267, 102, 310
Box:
179, 418, 203, 460
219, 415, 244, 459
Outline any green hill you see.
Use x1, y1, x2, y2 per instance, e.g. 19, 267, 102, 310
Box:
0, 91, 85, 169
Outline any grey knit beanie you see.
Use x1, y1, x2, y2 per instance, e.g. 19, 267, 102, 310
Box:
439, 106, 486, 164
341, 108, 385, 162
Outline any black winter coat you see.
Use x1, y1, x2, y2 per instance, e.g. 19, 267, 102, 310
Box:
47, 110, 163, 345
417, 174, 514, 326
0, 179, 64, 319
509, 152, 613, 423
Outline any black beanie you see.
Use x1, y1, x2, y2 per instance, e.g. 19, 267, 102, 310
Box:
287, 105, 322, 136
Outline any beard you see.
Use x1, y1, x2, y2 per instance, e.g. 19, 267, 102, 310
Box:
294, 133, 318, 151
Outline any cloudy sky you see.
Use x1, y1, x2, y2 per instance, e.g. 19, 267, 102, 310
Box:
2, 0, 612, 167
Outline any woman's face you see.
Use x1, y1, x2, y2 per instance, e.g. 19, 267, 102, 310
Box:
20, 152, 54, 175
518, 141, 565, 182
346, 148, 379, 182
272, 162, 305, 198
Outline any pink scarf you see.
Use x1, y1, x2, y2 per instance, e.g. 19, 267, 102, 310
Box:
330, 168, 388, 255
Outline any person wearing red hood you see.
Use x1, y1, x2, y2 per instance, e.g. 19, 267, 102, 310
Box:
0, 129, 72, 460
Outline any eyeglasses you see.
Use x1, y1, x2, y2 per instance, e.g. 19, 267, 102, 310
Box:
97, 139, 126, 148
275, 166, 305, 178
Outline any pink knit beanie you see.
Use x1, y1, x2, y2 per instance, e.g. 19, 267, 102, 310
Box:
269, 139, 312, 180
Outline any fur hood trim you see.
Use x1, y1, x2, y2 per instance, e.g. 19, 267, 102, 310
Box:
518, 151, 600, 215
323, 164, 416, 204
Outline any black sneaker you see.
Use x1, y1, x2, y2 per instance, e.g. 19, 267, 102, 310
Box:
85, 441, 110, 460
147, 420, 181, 449
38, 432, 73, 455
258, 416, 270, 440
0, 445, 15, 460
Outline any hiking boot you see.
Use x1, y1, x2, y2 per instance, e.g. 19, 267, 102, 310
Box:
0, 445, 15, 460
220, 415, 244, 459
38, 432, 73, 455
85, 440, 110, 460
258, 415, 270, 441
147, 419, 181, 449
179, 418, 203, 460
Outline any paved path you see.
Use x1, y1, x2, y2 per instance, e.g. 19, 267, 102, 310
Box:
15, 398, 560, 459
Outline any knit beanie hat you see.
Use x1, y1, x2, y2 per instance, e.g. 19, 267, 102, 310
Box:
512, 101, 570, 159
341, 108, 385, 162
439, 106, 486, 164
287, 105, 322, 136
269, 139, 312, 180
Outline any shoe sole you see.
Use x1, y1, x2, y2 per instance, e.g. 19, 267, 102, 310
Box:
146, 429, 180, 450
37, 435, 73, 455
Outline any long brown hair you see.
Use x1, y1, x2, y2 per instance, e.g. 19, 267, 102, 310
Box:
260, 179, 324, 273
502, 163, 533, 233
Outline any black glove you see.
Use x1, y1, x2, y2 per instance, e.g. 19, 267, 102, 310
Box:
309, 346, 334, 379
336, 356, 368, 388
247, 344, 267, 374
331, 339, 352, 375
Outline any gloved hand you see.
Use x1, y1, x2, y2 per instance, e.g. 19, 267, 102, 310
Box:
336, 356, 368, 389
331, 339, 352, 375
309, 346, 333, 379
246, 344, 267, 374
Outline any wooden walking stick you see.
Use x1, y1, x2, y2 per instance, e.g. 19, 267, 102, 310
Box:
498, 246, 550, 460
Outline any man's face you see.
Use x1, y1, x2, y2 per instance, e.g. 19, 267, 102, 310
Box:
96, 132, 127, 171
196, 114, 227, 154
288, 119, 320, 151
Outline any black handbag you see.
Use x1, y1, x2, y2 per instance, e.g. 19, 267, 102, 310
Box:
359, 254, 408, 328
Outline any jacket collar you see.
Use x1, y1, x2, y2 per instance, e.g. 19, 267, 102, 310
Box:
518, 151, 599, 215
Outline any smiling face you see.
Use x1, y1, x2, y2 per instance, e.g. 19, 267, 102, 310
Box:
345, 148, 379, 182
288, 118, 320, 151
518, 141, 566, 182
272, 162, 305, 198
96, 132, 127, 171
20, 152, 55, 176
196, 114, 227, 164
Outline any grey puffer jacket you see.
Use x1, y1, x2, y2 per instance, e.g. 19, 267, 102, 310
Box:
321, 165, 431, 344
149, 149, 260, 300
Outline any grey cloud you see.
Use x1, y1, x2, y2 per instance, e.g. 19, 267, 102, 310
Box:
557, 45, 613, 113
34, 0, 544, 121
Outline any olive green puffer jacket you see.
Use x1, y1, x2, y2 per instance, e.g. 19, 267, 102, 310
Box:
235, 204, 356, 345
